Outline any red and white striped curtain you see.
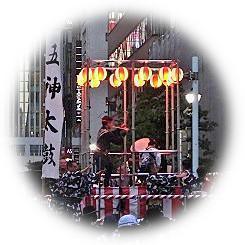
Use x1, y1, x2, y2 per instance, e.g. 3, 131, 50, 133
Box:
81, 186, 182, 219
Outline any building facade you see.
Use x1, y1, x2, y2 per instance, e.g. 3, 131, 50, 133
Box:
13, 16, 109, 166
13, 42, 45, 165
149, 26, 225, 162
106, 12, 224, 165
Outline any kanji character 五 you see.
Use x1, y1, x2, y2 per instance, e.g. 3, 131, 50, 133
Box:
46, 43, 59, 66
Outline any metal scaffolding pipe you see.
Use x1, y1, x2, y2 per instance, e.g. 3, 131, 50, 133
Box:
131, 62, 136, 187
165, 86, 169, 149
89, 150, 178, 155
171, 84, 175, 172
176, 62, 182, 173
123, 78, 127, 168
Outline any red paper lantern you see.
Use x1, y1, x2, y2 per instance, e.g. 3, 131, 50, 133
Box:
115, 67, 129, 81
171, 68, 184, 82
94, 67, 107, 81
150, 74, 162, 88
138, 67, 152, 81
109, 74, 122, 88
134, 74, 145, 87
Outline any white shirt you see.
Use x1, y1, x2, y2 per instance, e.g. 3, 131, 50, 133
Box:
140, 147, 161, 167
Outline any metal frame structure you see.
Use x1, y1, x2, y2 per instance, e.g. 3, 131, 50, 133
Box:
79, 59, 182, 178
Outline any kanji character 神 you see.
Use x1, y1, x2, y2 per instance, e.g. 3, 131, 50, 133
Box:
46, 76, 61, 99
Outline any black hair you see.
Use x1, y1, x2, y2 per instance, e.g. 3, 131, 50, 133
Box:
197, 165, 207, 179
148, 138, 157, 146
102, 116, 113, 126
182, 159, 192, 170
67, 160, 77, 168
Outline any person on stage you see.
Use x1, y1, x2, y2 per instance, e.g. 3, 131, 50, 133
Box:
139, 138, 161, 175
95, 116, 129, 187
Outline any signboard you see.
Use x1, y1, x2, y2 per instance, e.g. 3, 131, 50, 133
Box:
76, 84, 82, 123
42, 32, 64, 179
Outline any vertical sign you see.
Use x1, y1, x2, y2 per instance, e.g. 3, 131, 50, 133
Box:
75, 41, 82, 123
42, 32, 63, 179
76, 85, 82, 122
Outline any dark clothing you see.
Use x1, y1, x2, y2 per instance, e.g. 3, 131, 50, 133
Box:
96, 126, 125, 153
94, 153, 113, 187
95, 126, 126, 186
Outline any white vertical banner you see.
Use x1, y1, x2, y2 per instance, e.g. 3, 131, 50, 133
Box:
42, 31, 63, 179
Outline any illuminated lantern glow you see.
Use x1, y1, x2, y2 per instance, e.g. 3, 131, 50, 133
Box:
91, 68, 96, 80
109, 74, 122, 88
77, 72, 85, 86
79, 67, 92, 84
150, 74, 162, 88
138, 67, 152, 81
94, 67, 107, 81
162, 78, 174, 87
171, 68, 184, 82
134, 74, 145, 87
90, 79, 100, 88
115, 67, 129, 81
159, 67, 171, 84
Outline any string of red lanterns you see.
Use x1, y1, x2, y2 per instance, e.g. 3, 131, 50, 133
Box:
77, 66, 184, 88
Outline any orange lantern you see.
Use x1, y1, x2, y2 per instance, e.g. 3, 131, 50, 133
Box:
90, 79, 100, 88
115, 67, 129, 81
159, 67, 171, 83
94, 67, 107, 81
90, 68, 96, 80
171, 68, 184, 82
134, 74, 145, 87
138, 67, 152, 81
79, 67, 92, 84
150, 74, 162, 88
77, 72, 86, 86
109, 74, 122, 88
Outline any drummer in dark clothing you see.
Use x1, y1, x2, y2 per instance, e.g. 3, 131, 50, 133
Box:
95, 116, 128, 186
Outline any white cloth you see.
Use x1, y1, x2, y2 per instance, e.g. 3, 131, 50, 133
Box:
140, 147, 161, 167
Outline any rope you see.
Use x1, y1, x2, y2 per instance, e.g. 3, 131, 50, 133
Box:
91, 194, 207, 200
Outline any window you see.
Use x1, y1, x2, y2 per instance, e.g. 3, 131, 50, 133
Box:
19, 81, 25, 92
16, 145, 25, 156
19, 93, 24, 103
25, 82, 29, 92
108, 12, 124, 32
30, 145, 42, 156
109, 18, 148, 60
25, 71, 29, 82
